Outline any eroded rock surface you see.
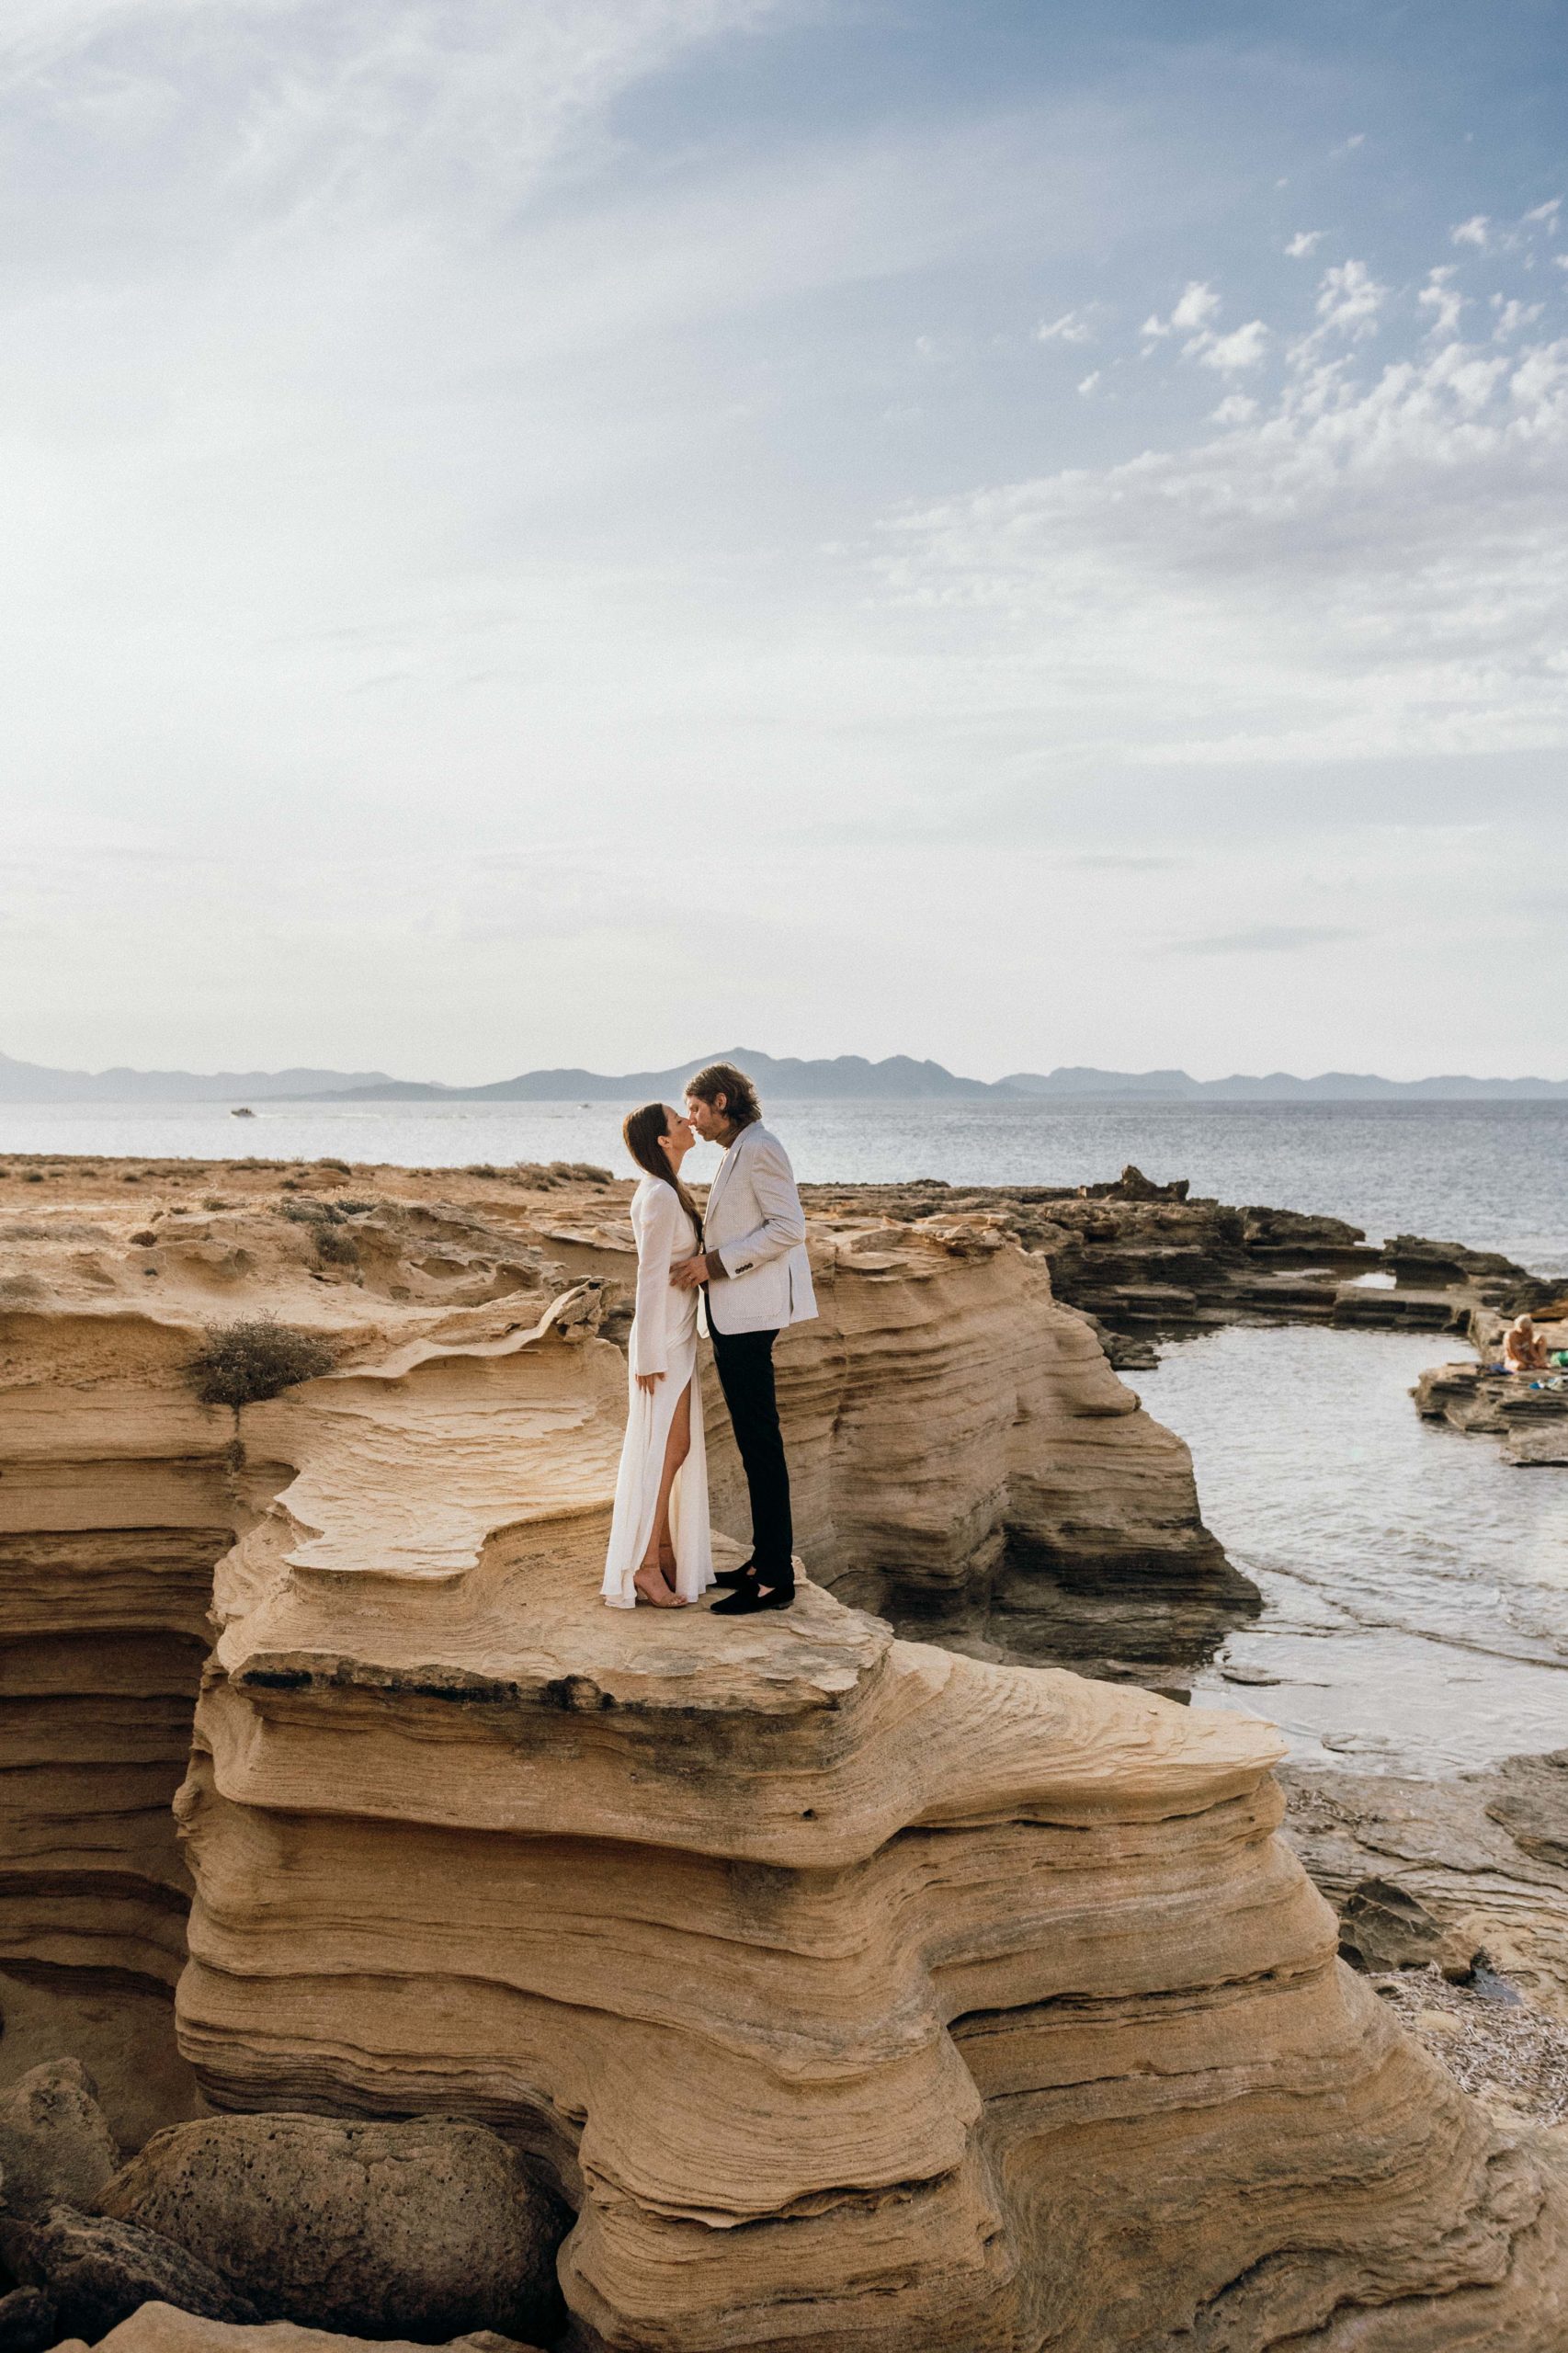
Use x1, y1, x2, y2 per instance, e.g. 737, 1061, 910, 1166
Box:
100, 2115, 566, 2344
167, 1288, 1567, 2350
4, 1157, 1567, 2348
42, 2302, 544, 2353
1281, 1753, 1568, 2019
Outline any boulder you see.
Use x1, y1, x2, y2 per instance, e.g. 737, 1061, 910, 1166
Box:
1338, 1875, 1476, 1974
44, 2302, 544, 2353
0, 2205, 256, 2342
98, 2116, 566, 2347
0, 2286, 58, 2353
0, 2062, 120, 2219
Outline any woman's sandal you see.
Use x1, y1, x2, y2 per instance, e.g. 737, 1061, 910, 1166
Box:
633, 1563, 687, 1608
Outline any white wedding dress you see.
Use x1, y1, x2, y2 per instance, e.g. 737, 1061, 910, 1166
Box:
601, 1175, 715, 1608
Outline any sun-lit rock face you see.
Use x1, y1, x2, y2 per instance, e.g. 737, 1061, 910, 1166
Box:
174, 1297, 1567, 2353
5, 1161, 1567, 2350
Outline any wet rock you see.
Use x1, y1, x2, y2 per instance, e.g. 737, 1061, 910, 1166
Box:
98, 2116, 567, 2346
0, 2062, 120, 2219
0, 2204, 257, 2340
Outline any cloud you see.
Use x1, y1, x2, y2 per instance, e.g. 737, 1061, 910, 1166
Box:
1076, 369, 1101, 396
1312, 257, 1386, 339
1199, 320, 1267, 372
1418, 267, 1464, 339
1493, 296, 1543, 338
1071, 854, 1179, 871
1523, 199, 1562, 227
1143, 279, 1220, 339
1170, 925, 1361, 955
1210, 392, 1257, 426
1038, 309, 1094, 345
877, 301, 1568, 769
1452, 215, 1491, 249
1286, 231, 1325, 258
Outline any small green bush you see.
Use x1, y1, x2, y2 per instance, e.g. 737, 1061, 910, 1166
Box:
316, 1157, 352, 1174
187, 1317, 336, 1409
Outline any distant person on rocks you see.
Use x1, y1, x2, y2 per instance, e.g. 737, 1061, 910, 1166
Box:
600, 1103, 715, 1610
1503, 1313, 1550, 1374
670, 1061, 817, 1616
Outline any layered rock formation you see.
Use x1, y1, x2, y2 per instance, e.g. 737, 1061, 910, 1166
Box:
5, 1157, 1568, 2349
168, 1299, 1566, 2350
801, 1168, 1555, 1358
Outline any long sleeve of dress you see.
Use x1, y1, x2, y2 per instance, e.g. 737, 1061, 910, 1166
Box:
630, 1183, 678, 1377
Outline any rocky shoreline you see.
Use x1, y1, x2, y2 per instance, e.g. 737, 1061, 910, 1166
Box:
1, 1150, 1565, 2349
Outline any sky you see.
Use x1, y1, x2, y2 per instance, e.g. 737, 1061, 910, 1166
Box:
3, 0, 1566, 1084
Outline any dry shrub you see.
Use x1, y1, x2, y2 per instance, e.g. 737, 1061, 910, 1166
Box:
187, 1317, 335, 1409
312, 1224, 360, 1267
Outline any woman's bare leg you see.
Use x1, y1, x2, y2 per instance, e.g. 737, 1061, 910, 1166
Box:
633, 1381, 694, 1607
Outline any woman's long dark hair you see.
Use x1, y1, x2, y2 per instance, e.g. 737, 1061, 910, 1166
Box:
623, 1102, 702, 1240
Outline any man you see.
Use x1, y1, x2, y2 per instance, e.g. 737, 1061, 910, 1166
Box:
670, 1061, 816, 1615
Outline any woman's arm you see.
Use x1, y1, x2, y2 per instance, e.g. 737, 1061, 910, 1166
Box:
630, 1187, 676, 1379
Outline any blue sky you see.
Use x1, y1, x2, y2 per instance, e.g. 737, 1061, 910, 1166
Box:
3, 0, 1565, 1080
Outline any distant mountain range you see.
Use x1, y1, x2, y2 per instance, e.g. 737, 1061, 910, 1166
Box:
4, 1046, 1567, 1104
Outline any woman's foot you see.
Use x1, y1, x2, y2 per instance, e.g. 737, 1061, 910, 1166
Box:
633, 1563, 687, 1608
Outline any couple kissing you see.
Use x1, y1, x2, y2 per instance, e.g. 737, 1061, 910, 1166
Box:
600, 1061, 815, 1618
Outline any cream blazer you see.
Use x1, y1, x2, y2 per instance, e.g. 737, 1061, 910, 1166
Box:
700, 1123, 817, 1337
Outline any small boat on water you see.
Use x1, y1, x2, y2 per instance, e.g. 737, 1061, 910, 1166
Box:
231, 1106, 256, 1119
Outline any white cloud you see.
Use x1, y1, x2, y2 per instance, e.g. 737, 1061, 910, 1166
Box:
1076, 369, 1101, 396
1038, 309, 1094, 345
1199, 320, 1268, 372
1171, 924, 1360, 955
1452, 215, 1491, 249
1143, 278, 1220, 339
1210, 392, 1257, 426
1523, 198, 1562, 227
1493, 297, 1544, 339
877, 320, 1568, 768
1312, 257, 1386, 339
1418, 267, 1464, 339
1286, 230, 1325, 258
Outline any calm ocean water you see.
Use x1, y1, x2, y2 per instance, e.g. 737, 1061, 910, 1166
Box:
6, 1096, 1567, 1274
6, 1093, 1564, 1772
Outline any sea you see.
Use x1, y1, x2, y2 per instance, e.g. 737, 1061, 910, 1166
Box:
6, 1094, 1566, 1774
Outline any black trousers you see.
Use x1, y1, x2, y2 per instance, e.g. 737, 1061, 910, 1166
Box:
709, 1324, 793, 1585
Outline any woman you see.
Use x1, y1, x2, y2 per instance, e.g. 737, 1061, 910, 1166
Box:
601, 1103, 714, 1609
1503, 1313, 1549, 1374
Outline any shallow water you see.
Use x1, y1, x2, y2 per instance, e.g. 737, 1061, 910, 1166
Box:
5, 1095, 1567, 1272
1137, 1325, 1568, 1775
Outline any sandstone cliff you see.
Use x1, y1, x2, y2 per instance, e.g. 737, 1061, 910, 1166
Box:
3, 1158, 1565, 2348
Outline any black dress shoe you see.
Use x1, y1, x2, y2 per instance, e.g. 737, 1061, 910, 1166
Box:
710, 1579, 795, 1617
711, 1563, 757, 1588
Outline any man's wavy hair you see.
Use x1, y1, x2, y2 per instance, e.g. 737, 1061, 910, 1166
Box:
686, 1061, 762, 1131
